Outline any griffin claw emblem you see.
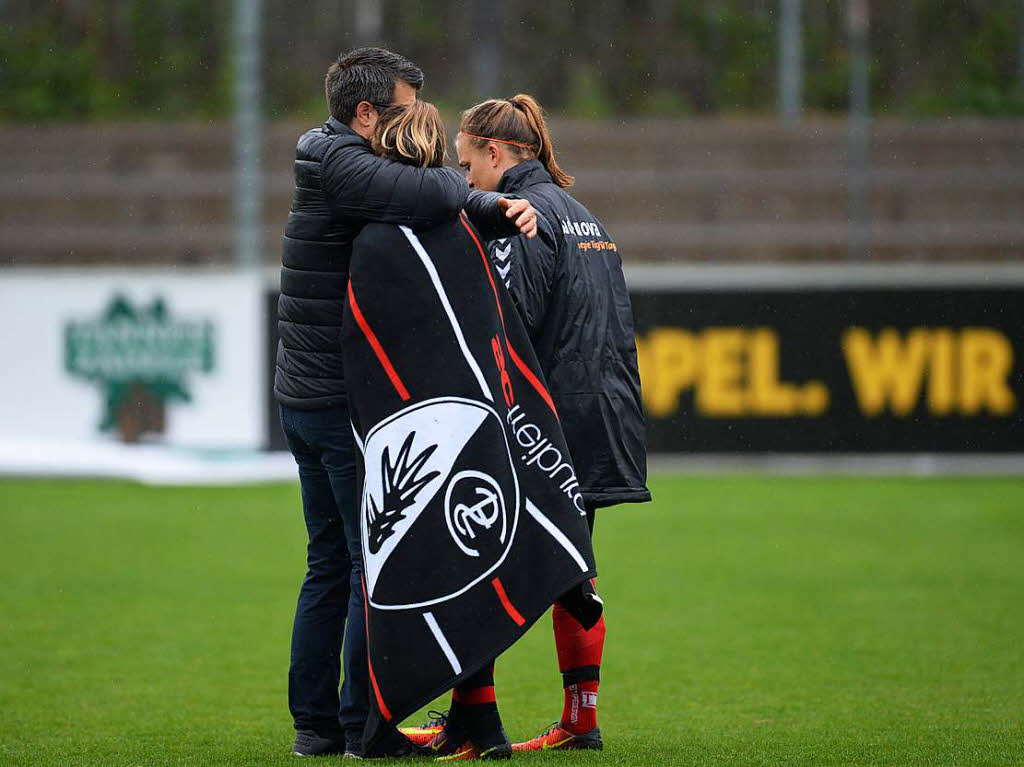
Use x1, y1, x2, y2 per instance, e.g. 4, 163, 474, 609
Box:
366, 432, 440, 554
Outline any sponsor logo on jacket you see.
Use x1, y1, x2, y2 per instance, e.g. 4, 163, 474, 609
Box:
491, 238, 513, 288
560, 217, 602, 238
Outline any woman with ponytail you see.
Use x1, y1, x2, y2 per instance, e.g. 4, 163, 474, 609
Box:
451, 94, 651, 753
457, 94, 575, 190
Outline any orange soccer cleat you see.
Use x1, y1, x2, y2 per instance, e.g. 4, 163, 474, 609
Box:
399, 710, 448, 748
512, 722, 604, 752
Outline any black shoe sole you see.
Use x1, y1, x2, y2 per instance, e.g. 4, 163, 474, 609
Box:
293, 730, 347, 757
568, 727, 604, 751
479, 742, 512, 760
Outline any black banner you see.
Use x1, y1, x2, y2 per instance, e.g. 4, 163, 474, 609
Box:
632, 287, 1024, 452
267, 284, 1024, 454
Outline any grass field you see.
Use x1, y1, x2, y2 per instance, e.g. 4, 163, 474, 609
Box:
1, 476, 1022, 766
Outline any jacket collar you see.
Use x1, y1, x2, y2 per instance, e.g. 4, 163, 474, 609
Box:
496, 159, 552, 194
325, 117, 366, 142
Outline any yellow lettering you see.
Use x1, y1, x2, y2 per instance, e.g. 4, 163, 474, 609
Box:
927, 328, 956, 415
748, 328, 799, 415
638, 328, 699, 418
959, 328, 1016, 415
638, 324, 1015, 421
842, 327, 930, 416
699, 329, 746, 416
800, 382, 830, 415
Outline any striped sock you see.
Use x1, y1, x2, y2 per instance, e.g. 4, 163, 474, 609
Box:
554, 604, 605, 734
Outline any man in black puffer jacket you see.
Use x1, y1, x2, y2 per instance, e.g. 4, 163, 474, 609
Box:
277, 49, 537, 759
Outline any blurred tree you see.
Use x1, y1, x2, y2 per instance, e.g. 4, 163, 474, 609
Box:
1, 0, 228, 119
1, 0, 1021, 120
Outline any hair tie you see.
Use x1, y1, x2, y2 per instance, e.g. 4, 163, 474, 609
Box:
459, 131, 536, 150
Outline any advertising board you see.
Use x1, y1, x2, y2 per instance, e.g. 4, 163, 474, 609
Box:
0, 271, 265, 449
630, 266, 1023, 453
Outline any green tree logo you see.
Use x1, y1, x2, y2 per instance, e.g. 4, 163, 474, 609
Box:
64, 295, 216, 443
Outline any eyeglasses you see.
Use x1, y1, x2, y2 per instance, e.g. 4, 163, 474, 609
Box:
369, 102, 398, 112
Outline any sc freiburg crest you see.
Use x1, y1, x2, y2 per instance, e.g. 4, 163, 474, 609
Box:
360, 397, 520, 611
366, 433, 440, 555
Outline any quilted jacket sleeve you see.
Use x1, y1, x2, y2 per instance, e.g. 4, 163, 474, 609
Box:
322, 136, 468, 227
492, 211, 560, 341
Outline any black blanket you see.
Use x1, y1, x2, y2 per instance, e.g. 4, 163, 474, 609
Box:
342, 213, 597, 750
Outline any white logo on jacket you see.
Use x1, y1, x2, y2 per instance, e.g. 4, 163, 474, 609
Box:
560, 217, 602, 238
492, 239, 513, 286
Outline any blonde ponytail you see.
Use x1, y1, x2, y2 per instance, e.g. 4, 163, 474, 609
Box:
506, 94, 574, 188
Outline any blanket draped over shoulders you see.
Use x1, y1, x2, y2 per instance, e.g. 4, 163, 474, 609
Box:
342, 214, 597, 751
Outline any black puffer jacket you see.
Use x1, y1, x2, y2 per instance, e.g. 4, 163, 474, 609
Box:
275, 117, 514, 409
489, 160, 650, 508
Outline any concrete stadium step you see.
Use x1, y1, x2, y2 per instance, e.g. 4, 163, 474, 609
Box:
0, 224, 281, 266
576, 169, 1024, 225
4, 221, 1020, 267
2, 120, 1021, 174
2, 119, 1020, 265
552, 119, 1024, 171
4, 168, 1022, 228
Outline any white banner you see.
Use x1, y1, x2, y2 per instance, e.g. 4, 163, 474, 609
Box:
0, 270, 265, 449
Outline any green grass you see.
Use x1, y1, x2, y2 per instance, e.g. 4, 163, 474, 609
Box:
0, 476, 1022, 766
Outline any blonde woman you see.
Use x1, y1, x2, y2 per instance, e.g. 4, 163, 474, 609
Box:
345, 102, 598, 761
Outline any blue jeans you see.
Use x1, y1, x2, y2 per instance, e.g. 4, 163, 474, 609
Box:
280, 403, 368, 748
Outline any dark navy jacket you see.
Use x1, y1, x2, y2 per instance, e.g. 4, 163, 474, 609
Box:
489, 160, 650, 508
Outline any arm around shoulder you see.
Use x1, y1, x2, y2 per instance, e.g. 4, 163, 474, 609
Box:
322, 139, 468, 226
465, 191, 518, 240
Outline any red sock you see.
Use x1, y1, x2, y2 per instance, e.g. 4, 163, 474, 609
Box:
453, 662, 496, 705
553, 601, 605, 734
563, 680, 600, 734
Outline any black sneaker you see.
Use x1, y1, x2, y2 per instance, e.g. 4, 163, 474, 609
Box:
343, 737, 364, 760
293, 729, 346, 757
360, 725, 423, 759
431, 703, 511, 761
